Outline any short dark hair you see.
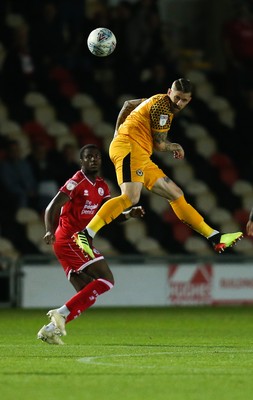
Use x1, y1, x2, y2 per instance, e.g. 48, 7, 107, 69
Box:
173, 78, 193, 94
79, 144, 100, 159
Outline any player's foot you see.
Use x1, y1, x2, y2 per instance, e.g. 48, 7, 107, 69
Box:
213, 232, 243, 253
37, 325, 64, 345
47, 309, 67, 336
72, 230, 95, 259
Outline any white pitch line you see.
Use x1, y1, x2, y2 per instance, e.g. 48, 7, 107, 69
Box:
78, 349, 253, 369
78, 352, 167, 368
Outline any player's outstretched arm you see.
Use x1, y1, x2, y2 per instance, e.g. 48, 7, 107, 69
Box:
153, 131, 184, 159
44, 191, 69, 244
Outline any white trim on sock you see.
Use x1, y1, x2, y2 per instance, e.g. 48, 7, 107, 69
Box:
97, 278, 114, 289
86, 227, 95, 238
207, 230, 219, 239
57, 305, 70, 317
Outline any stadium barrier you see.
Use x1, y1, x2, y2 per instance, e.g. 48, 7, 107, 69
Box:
0, 257, 19, 307
15, 254, 253, 308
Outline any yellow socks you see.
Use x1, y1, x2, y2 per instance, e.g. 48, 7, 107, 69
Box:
85, 193, 215, 240
169, 195, 214, 238
86, 194, 132, 236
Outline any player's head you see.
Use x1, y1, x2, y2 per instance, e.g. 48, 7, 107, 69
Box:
167, 78, 192, 113
80, 144, 102, 175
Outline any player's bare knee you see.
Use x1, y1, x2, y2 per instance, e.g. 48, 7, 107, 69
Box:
176, 187, 184, 197
127, 193, 140, 205
167, 186, 184, 201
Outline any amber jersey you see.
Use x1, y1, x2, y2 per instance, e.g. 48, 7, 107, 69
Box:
117, 94, 174, 155
55, 170, 110, 241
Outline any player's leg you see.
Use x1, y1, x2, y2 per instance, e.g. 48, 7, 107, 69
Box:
45, 270, 94, 337
38, 242, 97, 344
38, 270, 94, 343
145, 162, 243, 252
72, 190, 135, 259
69, 269, 94, 292
49, 259, 114, 333
84, 259, 114, 284
45, 241, 114, 337
73, 138, 144, 256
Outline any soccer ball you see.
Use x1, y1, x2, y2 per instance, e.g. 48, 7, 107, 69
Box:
87, 27, 117, 57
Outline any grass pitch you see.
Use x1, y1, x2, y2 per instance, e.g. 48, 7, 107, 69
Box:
0, 307, 253, 400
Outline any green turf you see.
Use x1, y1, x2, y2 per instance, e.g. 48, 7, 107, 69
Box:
0, 307, 253, 400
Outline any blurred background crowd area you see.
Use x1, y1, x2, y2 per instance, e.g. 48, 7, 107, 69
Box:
0, 0, 253, 261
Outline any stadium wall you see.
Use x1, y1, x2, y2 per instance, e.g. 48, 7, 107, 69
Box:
19, 260, 253, 308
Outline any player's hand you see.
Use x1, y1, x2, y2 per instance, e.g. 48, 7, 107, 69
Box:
43, 231, 56, 245
170, 143, 184, 159
173, 149, 184, 159
129, 206, 145, 219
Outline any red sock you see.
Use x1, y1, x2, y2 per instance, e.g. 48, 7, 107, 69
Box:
65, 278, 113, 323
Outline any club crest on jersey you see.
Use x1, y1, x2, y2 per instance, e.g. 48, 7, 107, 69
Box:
98, 187, 104, 196
136, 169, 143, 176
66, 180, 77, 191
159, 114, 169, 126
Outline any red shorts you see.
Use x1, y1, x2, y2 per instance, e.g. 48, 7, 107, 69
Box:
53, 239, 104, 280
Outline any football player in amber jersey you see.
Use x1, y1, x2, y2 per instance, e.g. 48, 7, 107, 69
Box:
37, 144, 144, 344
73, 78, 243, 258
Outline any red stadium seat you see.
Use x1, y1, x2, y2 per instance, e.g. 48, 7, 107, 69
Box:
233, 208, 250, 226
59, 81, 79, 99
210, 152, 234, 169
219, 167, 239, 187
70, 122, 103, 147
49, 66, 74, 82
22, 121, 56, 149
172, 222, 193, 244
163, 209, 180, 224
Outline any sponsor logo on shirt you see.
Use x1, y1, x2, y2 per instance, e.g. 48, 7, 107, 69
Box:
66, 180, 77, 191
159, 114, 169, 126
83, 190, 89, 196
81, 200, 99, 215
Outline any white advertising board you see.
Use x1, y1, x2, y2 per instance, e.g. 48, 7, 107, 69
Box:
20, 262, 253, 308
212, 265, 253, 304
20, 264, 168, 308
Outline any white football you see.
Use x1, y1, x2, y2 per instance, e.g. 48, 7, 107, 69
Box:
87, 27, 117, 57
